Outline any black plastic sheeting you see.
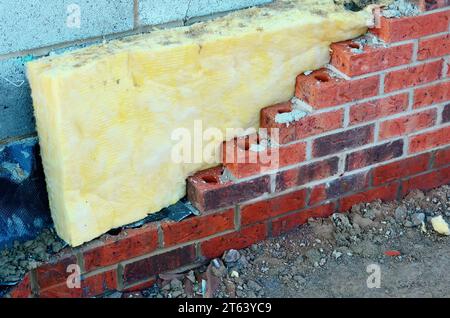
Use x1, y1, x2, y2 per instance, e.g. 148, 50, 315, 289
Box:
0, 137, 52, 250
124, 198, 200, 230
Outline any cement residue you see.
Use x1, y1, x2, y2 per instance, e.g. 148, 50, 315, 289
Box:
275, 109, 309, 126
353, 33, 387, 48
275, 97, 313, 126
334, 0, 391, 11
382, 0, 420, 18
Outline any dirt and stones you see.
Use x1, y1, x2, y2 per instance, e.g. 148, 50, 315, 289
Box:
128, 185, 450, 298
0, 229, 64, 284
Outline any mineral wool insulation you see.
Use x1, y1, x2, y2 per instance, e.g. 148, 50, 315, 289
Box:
27, 0, 373, 246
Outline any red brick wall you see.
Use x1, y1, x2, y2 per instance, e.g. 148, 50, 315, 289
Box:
9, 4, 450, 298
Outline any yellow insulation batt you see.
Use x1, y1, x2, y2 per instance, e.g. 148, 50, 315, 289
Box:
27, 0, 372, 246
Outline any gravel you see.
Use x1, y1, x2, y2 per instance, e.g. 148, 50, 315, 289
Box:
382, 0, 420, 18
120, 185, 450, 299
0, 228, 64, 284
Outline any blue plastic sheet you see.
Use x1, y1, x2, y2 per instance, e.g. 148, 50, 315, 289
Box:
0, 137, 52, 249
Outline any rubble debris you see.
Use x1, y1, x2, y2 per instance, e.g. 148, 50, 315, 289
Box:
0, 228, 64, 285
381, 0, 420, 18
125, 185, 450, 298
431, 215, 450, 236
223, 249, 241, 264
384, 250, 401, 257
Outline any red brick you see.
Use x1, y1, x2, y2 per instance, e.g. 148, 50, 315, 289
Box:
200, 223, 267, 259
39, 283, 82, 298
309, 184, 328, 206
373, 153, 431, 185
82, 270, 118, 298
379, 109, 437, 140
345, 140, 404, 171
241, 189, 308, 226
339, 183, 399, 212
222, 133, 264, 178
331, 41, 414, 76
413, 81, 450, 108
295, 69, 379, 109
275, 156, 339, 192
350, 94, 409, 125
326, 172, 370, 199
222, 133, 306, 178
271, 203, 336, 237
187, 166, 270, 212
260, 102, 343, 142
9, 273, 32, 298
434, 146, 450, 167
416, 0, 449, 12
409, 126, 450, 153
260, 102, 297, 144
123, 245, 196, 286
36, 254, 78, 290
370, 11, 449, 42
402, 165, 450, 195
418, 34, 450, 60
384, 60, 443, 93
278, 142, 307, 167
162, 209, 234, 247
312, 125, 374, 158
295, 109, 344, 139
40, 269, 117, 298
82, 223, 159, 272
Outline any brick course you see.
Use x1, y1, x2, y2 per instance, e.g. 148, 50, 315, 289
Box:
9, 6, 450, 298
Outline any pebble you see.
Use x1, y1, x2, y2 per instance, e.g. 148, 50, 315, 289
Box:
395, 206, 408, 221
170, 278, 183, 290
223, 250, 241, 264
412, 213, 425, 226
172, 290, 183, 298
332, 250, 343, 260
294, 275, 306, 284
186, 270, 196, 283
247, 280, 262, 292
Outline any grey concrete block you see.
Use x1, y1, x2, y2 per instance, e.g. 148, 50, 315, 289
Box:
0, 0, 134, 55
0, 57, 36, 141
139, 0, 273, 26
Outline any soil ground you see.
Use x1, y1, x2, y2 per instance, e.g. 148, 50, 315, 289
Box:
117, 185, 450, 299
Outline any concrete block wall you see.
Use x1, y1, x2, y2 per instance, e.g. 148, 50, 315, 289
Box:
7, 3, 450, 299
0, 0, 272, 143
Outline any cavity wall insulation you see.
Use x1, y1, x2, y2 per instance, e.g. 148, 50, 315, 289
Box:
27, 0, 373, 246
